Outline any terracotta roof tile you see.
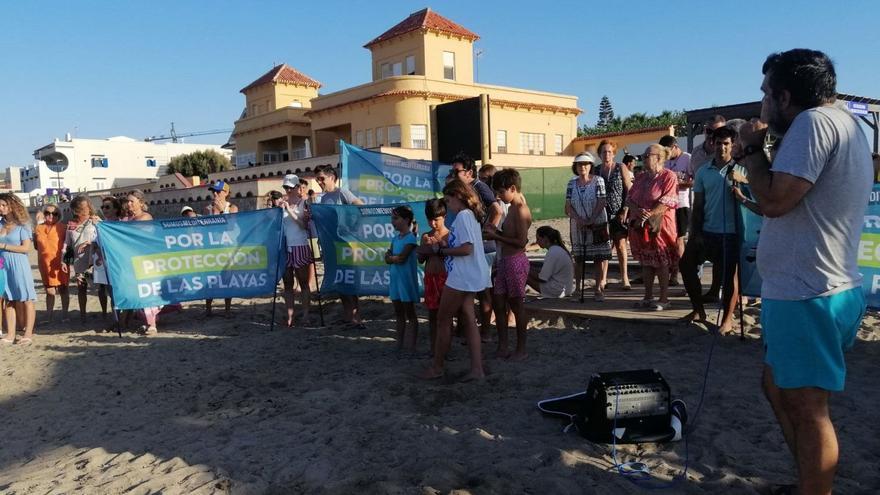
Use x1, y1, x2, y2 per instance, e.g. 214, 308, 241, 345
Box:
240, 64, 322, 93
571, 126, 671, 141
364, 8, 479, 48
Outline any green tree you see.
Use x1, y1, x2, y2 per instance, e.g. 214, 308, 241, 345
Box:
166, 149, 232, 178
580, 109, 687, 136
596, 96, 615, 128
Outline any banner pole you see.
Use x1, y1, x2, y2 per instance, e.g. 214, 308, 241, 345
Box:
269, 212, 284, 332
97, 239, 122, 338
733, 184, 746, 341
306, 199, 325, 327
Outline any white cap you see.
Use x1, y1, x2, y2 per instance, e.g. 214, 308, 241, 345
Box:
180, 205, 194, 215
281, 174, 300, 188
573, 152, 596, 164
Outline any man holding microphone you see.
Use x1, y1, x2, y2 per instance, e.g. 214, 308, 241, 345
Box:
739, 49, 872, 494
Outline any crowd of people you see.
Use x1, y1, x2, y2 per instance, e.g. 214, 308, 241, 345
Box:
0, 47, 875, 493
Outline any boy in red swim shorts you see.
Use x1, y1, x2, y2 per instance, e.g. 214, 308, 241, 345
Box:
417, 199, 450, 356
483, 169, 533, 361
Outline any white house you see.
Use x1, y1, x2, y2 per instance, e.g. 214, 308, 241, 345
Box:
24, 135, 231, 194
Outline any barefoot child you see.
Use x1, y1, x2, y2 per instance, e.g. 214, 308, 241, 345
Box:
385, 205, 420, 351
421, 180, 490, 381
483, 169, 533, 361
416, 199, 449, 356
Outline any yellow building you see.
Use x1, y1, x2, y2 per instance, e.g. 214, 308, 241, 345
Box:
231, 64, 321, 168
231, 8, 581, 169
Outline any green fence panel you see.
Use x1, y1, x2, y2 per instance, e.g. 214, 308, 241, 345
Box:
516, 167, 570, 221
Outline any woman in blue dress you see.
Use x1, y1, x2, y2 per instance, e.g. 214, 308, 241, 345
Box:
0, 193, 37, 345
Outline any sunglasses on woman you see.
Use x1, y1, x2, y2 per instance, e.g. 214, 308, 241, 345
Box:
43, 211, 59, 216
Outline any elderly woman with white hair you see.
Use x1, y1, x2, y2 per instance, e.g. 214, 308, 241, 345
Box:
565, 152, 612, 301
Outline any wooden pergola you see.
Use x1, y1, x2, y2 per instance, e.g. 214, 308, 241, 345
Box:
685, 93, 880, 153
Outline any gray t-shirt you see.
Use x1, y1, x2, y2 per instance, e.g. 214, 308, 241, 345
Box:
539, 244, 574, 298
320, 188, 358, 205
756, 105, 872, 300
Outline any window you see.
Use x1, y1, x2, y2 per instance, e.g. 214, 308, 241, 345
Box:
289, 100, 303, 108
251, 103, 258, 116
263, 151, 280, 163
554, 134, 564, 155
519, 133, 545, 155
381, 63, 392, 79
410, 125, 427, 149
406, 55, 416, 75
366, 129, 375, 148
388, 125, 401, 147
146, 157, 157, 167
392, 62, 402, 76
94, 180, 105, 190
91, 156, 108, 168
496, 130, 507, 153
376, 127, 385, 146
442, 51, 455, 80
355, 130, 365, 147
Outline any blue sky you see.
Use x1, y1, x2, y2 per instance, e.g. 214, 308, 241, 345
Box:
1, 0, 878, 168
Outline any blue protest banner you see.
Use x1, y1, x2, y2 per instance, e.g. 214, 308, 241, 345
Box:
735, 184, 763, 298
311, 201, 428, 296
859, 184, 880, 308
339, 141, 450, 204
97, 209, 284, 309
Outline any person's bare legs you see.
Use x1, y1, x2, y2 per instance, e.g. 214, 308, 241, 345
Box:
573, 255, 585, 295
404, 303, 418, 351
295, 264, 314, 322
595, 259, 608, 297
428, 309, 439, 356
613, 237, 630, 287
763, 366, 798, 458
459, 295, 485, 381
508, 297, 528, 361
341, 295, 361, 324
76, 278, 88, 323
205, 299, 214, 317
21, 301, 35, 340
656, 265, 670, 305
423, 288, 466, 378
392, 301, 406, 349
478, 288, 493, 341
45, 286, 57, 323
97, 284, 108, 317
282, 269, 296, 327
642, 266, 656, 301
3, 301, 17, 342
764, 366, 838, 494
719, 266, 739, 334
493, 294, 510, 359
223, 298, 232, 317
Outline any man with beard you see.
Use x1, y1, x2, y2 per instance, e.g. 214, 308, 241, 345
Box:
740, 49, 871, 494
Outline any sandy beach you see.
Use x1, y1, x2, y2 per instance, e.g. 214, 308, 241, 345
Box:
1, 220, 878, 494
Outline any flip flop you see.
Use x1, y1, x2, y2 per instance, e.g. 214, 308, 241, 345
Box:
621, 284, 632, 291
17, 337, 33, 346
1, 338, 14, 345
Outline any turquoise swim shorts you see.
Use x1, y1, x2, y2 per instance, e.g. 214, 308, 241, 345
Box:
762, 287, 865, 392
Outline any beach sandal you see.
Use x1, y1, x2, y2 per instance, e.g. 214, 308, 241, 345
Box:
141, 326, 158, 336
633, 299, 654, 309
621, 283, 632, 291
594, 292, 605, 302
653, 301, 670, 311
1, 338, 14, 345
17, 337, 33, 346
